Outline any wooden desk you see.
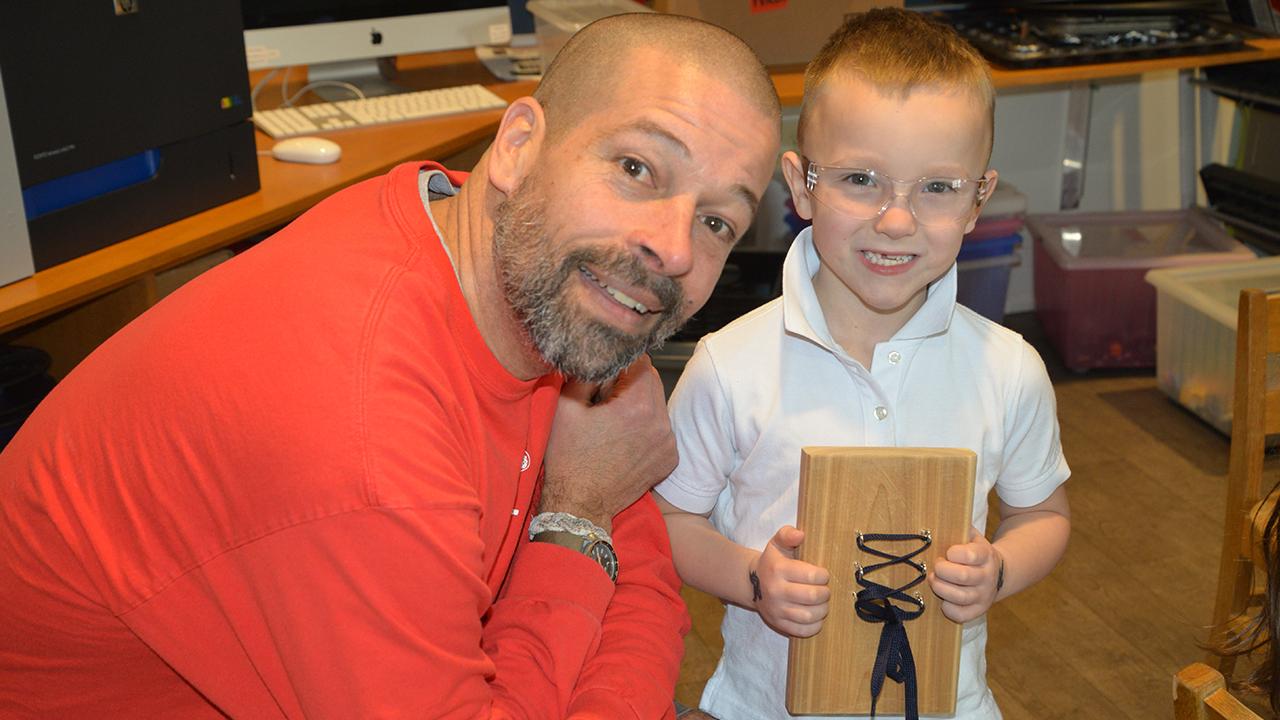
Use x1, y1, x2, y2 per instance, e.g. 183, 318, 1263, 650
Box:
4, 39, 1280, 359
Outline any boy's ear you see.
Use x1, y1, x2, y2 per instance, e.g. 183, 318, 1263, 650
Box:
963, 169, 999, 236
780, 151, 814, 221
487, 97, 546, 195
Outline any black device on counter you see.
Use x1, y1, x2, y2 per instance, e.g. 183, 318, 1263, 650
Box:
935, 1, 1254, 68
0, 0, 259, 272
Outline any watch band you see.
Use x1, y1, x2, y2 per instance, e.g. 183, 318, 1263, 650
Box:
531, 529, 619, 583
528, 511, 613, 546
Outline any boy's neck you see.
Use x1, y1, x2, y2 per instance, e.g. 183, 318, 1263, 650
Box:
812, 266, 926, 369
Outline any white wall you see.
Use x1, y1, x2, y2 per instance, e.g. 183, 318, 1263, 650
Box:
994, 71, 1239, 313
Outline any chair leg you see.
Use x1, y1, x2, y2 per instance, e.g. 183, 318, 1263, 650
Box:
1206, 557, 1256, 679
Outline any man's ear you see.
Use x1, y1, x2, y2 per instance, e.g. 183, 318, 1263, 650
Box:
780, 151, 814, 221
488, 97, 546, 195
964, 169, 999, 235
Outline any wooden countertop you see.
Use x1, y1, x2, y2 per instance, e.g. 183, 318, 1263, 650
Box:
4, 38, 1279, 335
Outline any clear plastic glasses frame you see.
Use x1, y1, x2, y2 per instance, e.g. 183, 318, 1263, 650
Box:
804, 158, 990, 227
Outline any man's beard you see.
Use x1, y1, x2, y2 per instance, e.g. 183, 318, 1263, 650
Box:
492, 183, 686, 383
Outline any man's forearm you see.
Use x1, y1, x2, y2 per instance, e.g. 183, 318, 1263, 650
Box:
569, 495, 688, 718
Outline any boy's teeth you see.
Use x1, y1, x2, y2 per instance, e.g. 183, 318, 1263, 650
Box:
579, 266, 650, 314
862, 250, 914, 267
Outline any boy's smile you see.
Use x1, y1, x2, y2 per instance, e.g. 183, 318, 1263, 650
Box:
782, 73, 997, 350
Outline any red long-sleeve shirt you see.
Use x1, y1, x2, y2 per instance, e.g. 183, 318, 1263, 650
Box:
0, 162, 688, 718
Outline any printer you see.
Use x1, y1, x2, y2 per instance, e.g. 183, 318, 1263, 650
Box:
0, 0, 259, 288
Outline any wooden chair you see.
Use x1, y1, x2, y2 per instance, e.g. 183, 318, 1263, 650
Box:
1175, 663, 1264, 720
1207, 289, 1280, 680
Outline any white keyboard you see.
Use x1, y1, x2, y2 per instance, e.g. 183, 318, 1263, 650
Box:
252, 84, 508, 139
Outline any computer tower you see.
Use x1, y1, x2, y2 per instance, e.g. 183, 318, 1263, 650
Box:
0, 68, 33, 288
0, 0, 259, 280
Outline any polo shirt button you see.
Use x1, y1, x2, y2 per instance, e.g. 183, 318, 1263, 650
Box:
875, 406, 888, 421
888, 351, 901, 364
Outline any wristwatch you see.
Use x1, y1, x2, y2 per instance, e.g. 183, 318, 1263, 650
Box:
531, 529, 619, 583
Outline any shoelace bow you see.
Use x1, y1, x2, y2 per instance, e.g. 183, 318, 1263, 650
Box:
853, 530, 932, 720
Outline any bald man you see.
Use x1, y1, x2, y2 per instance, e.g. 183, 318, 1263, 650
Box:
0, 12, 781, 720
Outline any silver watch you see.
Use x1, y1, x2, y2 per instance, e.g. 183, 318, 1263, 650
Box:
530, 529, 619, 583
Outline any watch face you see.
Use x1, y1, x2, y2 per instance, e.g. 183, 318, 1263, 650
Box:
585, 539, 619, 582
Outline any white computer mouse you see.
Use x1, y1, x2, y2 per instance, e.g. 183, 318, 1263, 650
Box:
271, 137, 342, 165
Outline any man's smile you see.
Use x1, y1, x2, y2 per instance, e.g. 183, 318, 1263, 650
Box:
579, 264, 664, 316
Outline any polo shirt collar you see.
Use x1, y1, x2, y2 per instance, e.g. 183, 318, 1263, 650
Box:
781, 227, 957, 353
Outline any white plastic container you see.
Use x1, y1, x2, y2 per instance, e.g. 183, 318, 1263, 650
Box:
525, 0, 652, 71
1145, 256, 1280, 435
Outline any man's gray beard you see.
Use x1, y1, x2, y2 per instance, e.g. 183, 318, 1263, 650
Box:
492, 185, 685, 383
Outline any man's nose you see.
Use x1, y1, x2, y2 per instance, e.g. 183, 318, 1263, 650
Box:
629, 196, 695, 277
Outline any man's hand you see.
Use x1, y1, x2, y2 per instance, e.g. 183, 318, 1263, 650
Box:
539, 356, 677, 533
927, 526, 1003, 623
749, 526, 831, 638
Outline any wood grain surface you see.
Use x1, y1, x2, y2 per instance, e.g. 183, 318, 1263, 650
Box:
787, 447, 976, 716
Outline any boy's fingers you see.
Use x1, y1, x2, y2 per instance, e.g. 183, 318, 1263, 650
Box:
799, 561, 830, 585
930, 563, 977, 591
772, 525, 805, 550
931, 558, 972, 585
780, 603, 830, 628
928, 573, 972, 605
783, 619, 825, 639
786, 582, 830, 606
940, 600, 976, 624
778, 560, 829, 586
773, 576, 830, 605
945, 542, 985, 565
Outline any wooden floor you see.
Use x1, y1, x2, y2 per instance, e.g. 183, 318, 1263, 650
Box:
673, 312, 1268, 718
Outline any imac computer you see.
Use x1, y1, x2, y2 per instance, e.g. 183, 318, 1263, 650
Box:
243, 1, 512, 98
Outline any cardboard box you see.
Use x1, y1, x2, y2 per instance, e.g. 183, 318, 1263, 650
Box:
652, 0, 902, 68
527, 0, 654, 71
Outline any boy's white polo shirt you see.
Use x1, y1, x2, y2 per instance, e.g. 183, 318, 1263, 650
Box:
656, 227, 1069, 720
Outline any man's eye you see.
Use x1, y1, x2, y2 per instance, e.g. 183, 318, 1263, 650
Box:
619, 157, 652, 181
923, 179, 959, 194
700, 215, 734, 239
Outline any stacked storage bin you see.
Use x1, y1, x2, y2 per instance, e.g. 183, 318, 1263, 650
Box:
1146, 257, 1280, 435
1028, 208, 1253, 372
956, 182, 1026, 323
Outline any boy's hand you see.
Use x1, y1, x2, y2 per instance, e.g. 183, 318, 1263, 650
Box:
749, 526, 831, 638
928, 527, 1003, 623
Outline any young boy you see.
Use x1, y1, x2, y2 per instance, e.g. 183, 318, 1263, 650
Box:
654, 8, 1071, 720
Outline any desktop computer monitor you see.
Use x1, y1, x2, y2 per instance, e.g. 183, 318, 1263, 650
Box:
243, 1, 512, 96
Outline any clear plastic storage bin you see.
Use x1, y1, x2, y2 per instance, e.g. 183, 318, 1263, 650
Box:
1029, 207, 1252, 371
1146, 256, 1280, 435
526, 0, 652, 71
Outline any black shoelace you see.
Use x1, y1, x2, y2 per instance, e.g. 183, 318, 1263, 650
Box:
853, 530, 932, 720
